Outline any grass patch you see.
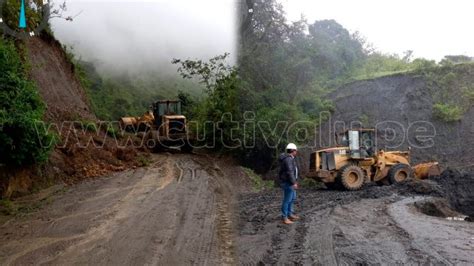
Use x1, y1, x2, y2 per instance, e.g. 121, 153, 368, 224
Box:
137, 155, 151, 167
299, 177, 325, 189
104, 123, 121, 138
0, 186, 66, 216
433, 103, 463, 122
0, 199, 17, 215
352, 69, 412, 81
242, 167, 274, 191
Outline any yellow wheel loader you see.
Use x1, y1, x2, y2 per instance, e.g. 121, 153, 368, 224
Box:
307, 129, 440, 190
144, 100, 193, 153
121, 100, 193, 152
120, 110, 155, 132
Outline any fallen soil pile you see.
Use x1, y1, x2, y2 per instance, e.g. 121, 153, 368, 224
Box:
431, 169, 474, 217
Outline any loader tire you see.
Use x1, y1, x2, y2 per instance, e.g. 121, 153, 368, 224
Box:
338, 165, 365, 191
145, 132, 164, 153
388, 164, 412, 184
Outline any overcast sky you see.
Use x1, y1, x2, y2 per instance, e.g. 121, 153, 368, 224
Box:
281, 0, 474, 61
50, 0, 473, 74
51, 0, 237, 75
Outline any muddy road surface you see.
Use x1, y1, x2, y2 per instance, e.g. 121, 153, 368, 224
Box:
0, 153, 244, 265
1, 154, 473, 265
237, 183, 474, 265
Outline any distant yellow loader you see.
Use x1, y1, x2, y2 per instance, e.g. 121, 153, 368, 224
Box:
120, 100, 193, 152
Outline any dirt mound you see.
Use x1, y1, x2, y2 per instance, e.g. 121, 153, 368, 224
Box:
26, 34, 95, 122
0, 126, 149, 198
431, 169, 474, 217
413, 199, 461, 218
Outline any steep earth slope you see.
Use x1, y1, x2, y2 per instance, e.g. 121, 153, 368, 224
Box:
0, 34, 143, 198
26, 35, 95, 122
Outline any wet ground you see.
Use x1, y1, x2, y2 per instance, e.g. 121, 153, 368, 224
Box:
236, 182, 474, 265
1, 154, 473, 265
0, 153, 241, 265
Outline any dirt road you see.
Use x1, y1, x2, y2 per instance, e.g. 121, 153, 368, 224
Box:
1, 154, 473, 265
0, 153, 241, 265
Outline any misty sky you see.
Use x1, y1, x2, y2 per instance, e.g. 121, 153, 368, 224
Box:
51, 0, 473, 75
282, 0, 474, 61
51, 0, 237, 75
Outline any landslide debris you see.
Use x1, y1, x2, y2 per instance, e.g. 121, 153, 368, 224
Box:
431, 169, 474, 217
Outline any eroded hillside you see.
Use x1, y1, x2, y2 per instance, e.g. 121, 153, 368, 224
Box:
300, 65, 474, 173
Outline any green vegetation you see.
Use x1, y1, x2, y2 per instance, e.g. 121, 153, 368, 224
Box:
173, 54, 241, 150
0, 0, 46, 33
421, 63, 474, 121
433, 103, 463, 122
105, 123, 121, 138
0, 188, 61, 215
0, 38, 54, 166
242, 167, 274, 191
0, 199, 16, 215
136, 155, 151, 167
75, 59, 202, 121
299, 177, 325, 189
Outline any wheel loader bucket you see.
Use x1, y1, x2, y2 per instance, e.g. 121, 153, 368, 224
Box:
120, 117, 138, 130
412, 162, 441, 179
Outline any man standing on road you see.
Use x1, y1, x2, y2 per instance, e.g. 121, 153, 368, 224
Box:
278, 143, 300, 225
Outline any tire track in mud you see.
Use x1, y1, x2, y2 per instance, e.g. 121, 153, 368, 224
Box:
192, 155, 237, 265
303, 208, 337, 265
34, 155, 176, 265
236, 183, 473, 265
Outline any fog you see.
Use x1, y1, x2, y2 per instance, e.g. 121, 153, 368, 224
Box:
282, 0, 474, 61
51, 0, 237, 76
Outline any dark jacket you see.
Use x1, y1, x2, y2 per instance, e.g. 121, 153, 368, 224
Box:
278, 153, 298, 185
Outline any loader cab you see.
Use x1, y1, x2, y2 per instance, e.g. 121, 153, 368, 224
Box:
152, 100, 182, 127
152, 100, 188, 138
337, 129, 375, 159
153, 100, 182, 117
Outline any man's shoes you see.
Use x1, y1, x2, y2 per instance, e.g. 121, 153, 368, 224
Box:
282, 218, 294, 224
289, 214, 300, 221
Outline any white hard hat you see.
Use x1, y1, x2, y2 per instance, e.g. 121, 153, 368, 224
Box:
286, 143, 297, 151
